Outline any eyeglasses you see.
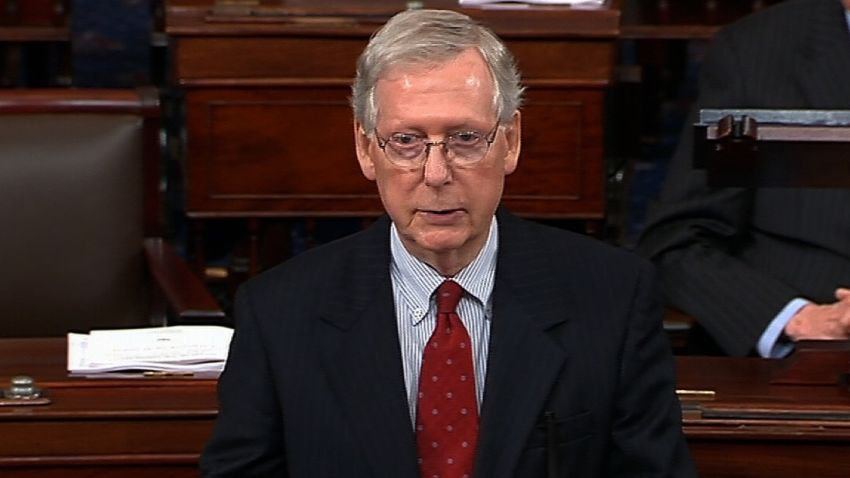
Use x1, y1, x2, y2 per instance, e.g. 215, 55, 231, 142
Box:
374, 124, 500, 169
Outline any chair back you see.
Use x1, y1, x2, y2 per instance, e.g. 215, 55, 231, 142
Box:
0, 89, 162, 337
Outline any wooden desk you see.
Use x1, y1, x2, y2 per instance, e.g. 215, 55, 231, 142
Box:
4, 338, 849, 477
677, 355, 850, 478
0, 338, 217, 477
167, 0, 619, 225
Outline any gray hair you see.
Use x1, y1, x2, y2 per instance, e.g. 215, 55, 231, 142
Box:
351, 9, 524, 131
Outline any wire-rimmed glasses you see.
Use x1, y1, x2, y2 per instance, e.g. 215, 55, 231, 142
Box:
374, 124, 500, 169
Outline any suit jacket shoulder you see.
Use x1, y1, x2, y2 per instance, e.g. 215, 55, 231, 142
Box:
236, 216, 393, 321
497, 210, 652, 294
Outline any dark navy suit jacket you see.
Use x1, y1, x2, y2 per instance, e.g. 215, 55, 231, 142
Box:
201, 210, 694, 477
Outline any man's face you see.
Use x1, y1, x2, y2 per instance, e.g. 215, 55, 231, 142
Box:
354, 48, 521, 272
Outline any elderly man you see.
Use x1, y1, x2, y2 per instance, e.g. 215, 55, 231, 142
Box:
201, 9, 694, 478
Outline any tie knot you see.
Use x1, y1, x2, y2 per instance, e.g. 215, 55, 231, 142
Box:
436, 280, 464, 314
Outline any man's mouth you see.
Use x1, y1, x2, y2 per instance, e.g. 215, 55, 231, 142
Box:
420, 208, 463, 215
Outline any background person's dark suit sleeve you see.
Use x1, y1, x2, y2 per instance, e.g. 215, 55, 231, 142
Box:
637, 0, 850, 356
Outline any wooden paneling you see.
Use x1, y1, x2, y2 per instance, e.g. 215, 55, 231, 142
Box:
168, 0, 619, 220
183, 86, 606, 218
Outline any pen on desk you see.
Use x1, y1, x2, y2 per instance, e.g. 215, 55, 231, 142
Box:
675, 389, 716, 400
143, 371, 194, 377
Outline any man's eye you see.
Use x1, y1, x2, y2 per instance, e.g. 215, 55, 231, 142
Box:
452, 132, 482, 144
390, 134, 421, 146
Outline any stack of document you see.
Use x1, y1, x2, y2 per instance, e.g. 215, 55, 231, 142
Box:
67, 325, 234, 375
459, 0, 606, 6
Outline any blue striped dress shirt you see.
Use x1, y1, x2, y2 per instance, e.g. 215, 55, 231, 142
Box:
390, 217, 497, 427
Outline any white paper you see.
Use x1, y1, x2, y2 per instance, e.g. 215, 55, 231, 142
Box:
459, 0, 605, 6
67, 325, 233, 375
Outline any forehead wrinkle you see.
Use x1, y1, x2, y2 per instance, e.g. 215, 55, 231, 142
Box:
374, 51, 497, 129
390, 72, 484, 98
386, 57, 487, 94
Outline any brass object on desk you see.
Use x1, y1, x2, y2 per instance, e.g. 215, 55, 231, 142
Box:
676, 388, 717, 401
676, 389, 715, 421
0, 375, 51, 406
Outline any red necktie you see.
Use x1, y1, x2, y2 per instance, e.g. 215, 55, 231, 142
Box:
416, 280, 479, 478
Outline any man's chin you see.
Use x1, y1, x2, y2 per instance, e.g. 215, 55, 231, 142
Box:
404, 230, 471, 259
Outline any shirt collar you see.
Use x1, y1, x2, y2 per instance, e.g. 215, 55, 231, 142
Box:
390, 217, 499, 325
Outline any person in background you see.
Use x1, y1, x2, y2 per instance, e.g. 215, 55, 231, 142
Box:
638, 0, 850, 357
201, 8, 694, 477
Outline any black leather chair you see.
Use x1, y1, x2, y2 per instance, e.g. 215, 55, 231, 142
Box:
0, 88, 224, 337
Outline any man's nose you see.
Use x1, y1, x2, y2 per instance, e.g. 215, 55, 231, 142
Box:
422, 142, 452, 186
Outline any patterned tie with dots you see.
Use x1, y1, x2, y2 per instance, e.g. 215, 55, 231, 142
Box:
416, 280, 479, 478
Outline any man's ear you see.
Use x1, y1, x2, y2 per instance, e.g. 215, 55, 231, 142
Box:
353, 120, 376, 181
503, 110, 521, 175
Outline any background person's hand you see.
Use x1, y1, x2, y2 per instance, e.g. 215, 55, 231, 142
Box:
785, 288, 850, 341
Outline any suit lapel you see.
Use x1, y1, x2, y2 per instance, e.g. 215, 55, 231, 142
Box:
315, 212, 580, 477
799, 0, 850, 108
318, 217, 420, 478
474, 211, 571, 478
